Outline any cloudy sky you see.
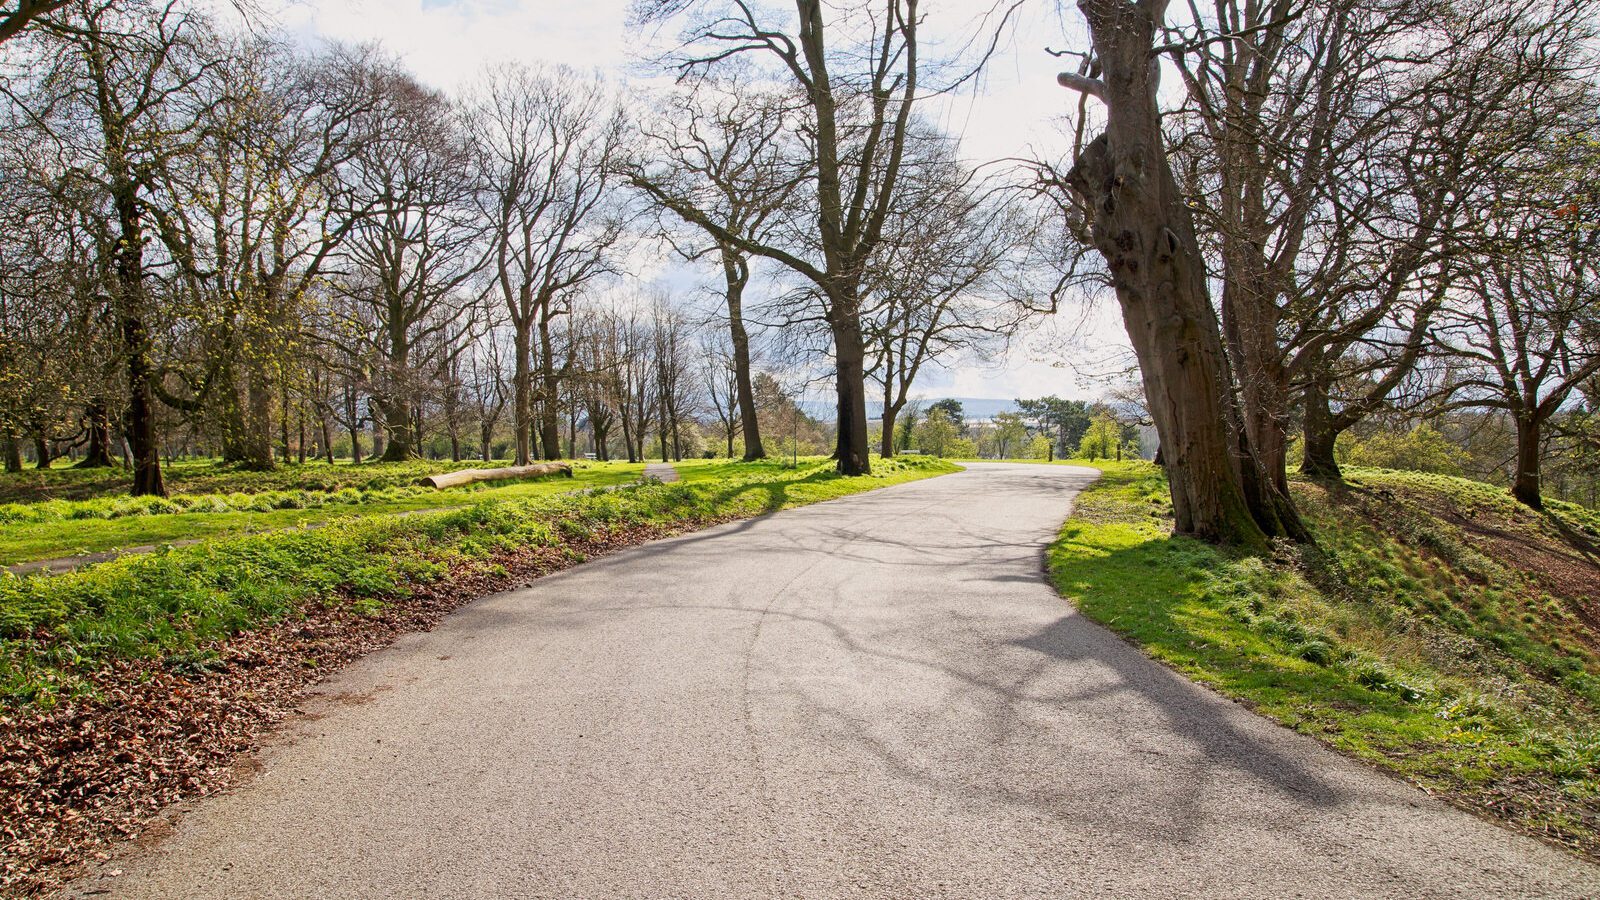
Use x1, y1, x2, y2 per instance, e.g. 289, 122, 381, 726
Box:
270, 0, 1125, 403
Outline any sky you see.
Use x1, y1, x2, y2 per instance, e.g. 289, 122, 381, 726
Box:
267, 0, 1128, 403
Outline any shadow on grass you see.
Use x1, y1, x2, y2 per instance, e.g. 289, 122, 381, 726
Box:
705, 467, 841, 514
1053, 524, 1437, 755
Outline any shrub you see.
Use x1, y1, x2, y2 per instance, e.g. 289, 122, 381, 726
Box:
1341, 425, 1467, 475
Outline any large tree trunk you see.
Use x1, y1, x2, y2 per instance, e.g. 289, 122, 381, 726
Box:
122, 307, 164, 496
1512, 413, 1544, 510
113, 201, 163, 495
1224, 353, 1308, 540
1061, 4, 1276, 545
880, 399, 900, 459
1065, 132, 1261, 544
377, 398, 414, 461
236, 357, 276, 470
539, 402, 561, 460
76, 399, 115, 468
537, 319, 562, 460
1058, 0, 1308, 546
1300, 376, 1342, 482
32, 431, 50, 469
212, 367, 246, 464
2, 431, 21, 473
722, 247, 765, 460
593, 414, 612, 461
830, 300, 872, 476
512, 326, 533, 466
1222, 281, 1295, 499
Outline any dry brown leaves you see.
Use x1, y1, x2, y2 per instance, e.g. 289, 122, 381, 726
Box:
0, 516, 723, 897
1474, 775, 1600, 861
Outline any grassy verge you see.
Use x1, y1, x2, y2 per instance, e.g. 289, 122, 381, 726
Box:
1048, 460, 1600, 859
0, 455, 952, 708
0, 457, 524, 504
0, 462, 648, 566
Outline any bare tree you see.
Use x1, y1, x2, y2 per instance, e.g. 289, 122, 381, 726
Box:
1431, 116, 1600, 508
1164, 0, 1592, 496
865, 137, 1037, 457
469, 63, 625, 463
702, 330, 741, 457
1052, 0, 1288, 545
627, 80, 806, 460
5, 0, 228, 494
152, 41, 394, 469
329, 74, 483, 460
631, 0, 1022, 474
465, 326, 512, 462
611, 305, 657, 463
573, 314, 621, 461
651, 295, 697, 461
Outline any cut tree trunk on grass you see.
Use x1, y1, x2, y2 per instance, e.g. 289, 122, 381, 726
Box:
421, 462, 573, 490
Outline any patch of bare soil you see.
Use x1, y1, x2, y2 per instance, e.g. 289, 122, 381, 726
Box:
0, 517, 725, 897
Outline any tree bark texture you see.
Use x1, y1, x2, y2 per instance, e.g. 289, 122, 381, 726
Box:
1063, 0, 1280, 545
722, 247, 766, 460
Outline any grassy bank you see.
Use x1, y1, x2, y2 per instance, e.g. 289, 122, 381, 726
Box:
0, 461, 649, 566
0, 456, 515, 505
1048, 461, 1600, 859
0, 455, 952, 709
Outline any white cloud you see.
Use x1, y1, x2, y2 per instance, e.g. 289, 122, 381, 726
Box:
274, 0, 640, 86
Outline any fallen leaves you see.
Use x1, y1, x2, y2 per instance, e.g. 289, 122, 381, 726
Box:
0, 516, 723, 896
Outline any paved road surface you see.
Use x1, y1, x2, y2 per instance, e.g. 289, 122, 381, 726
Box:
88, 463, 1597, 898
642, 462, 680, 483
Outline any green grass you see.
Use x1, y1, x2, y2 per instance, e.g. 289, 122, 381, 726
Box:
0, 462, 648, 566
0, 455, 955, 709
0, 457, 527, 504
1049, 461, 1600, 859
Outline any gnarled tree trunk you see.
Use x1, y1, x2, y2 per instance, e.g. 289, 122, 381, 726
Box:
1061, 0, 1292, 546
76, 398, 115, 468
1299, 375, 1342, 482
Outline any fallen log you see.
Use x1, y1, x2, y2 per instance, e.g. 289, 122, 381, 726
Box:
421, 462, 573, 490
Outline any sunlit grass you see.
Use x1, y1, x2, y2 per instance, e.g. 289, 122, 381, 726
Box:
0, 461, 649, 566
0, 455, 957, 708
1049, 460, 1600, 857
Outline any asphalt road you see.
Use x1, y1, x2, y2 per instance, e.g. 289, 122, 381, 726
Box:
90, 463, 1598, 898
